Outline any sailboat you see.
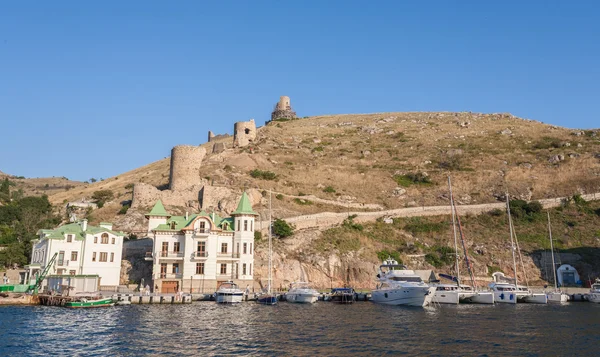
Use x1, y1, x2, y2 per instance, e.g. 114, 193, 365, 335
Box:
433, 177, 494, 304
257, 190, 277, 305
546, 212, 569, 303
490, 193, 547, 304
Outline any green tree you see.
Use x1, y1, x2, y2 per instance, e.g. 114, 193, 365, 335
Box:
272, 218, 294, 238
92, 190, 114, 206
0, 243, 28, 268
0, 178, 10, 203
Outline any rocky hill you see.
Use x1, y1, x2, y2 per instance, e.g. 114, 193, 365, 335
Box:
7, 111, 600, 287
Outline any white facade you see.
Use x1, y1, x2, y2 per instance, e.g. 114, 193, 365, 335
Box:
147, 195, 257, 293
27, 220, 124, 289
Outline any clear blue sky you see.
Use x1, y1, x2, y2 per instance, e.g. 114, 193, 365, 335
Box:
1, 1, 599, 181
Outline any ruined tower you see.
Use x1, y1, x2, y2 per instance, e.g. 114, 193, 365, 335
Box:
233, 119, 257, 148
169, 145, 207, 191
271, 95, 297, 121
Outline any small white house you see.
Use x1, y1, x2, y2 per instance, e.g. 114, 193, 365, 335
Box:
557, 264, 581, 286
26, 220, 124, 290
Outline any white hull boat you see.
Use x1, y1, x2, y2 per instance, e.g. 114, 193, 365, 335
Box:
545, 213, 569, 304
373, 286, 436, 307
215, 281, 244, 304
433, 289, 459, 304
372, 258, 436, 307
587, 280, 600, 303
517, 292, 548, 304
547, 291, 569, 303
490, 282, 547, 304
459, 291, 495, 304
286, 282, 319, 304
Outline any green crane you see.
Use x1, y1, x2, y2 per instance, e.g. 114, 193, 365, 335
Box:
28, 252, 58, 294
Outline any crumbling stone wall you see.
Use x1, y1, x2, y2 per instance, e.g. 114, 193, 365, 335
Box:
131, 183, 203, 209
169, 145, 206, 191
271, 95, 297, 121
233, 119, 257, 148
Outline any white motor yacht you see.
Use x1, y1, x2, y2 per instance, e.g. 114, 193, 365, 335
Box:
215, 281, 244, 304
285, 282, 319, 304
371, 258, 436, 307
587, 279, 600, 303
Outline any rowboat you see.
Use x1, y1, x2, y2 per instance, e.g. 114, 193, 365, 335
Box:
64, 297, 114, 308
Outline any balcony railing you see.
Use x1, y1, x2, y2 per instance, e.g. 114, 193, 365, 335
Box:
216, 252, 241, 259
159, 251, 184, 258
160, 273, 183, 279
192, 251, 208, 258
194, 228, 210, 234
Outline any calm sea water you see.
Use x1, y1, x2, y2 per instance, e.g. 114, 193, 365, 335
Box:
1, 302, 598, 356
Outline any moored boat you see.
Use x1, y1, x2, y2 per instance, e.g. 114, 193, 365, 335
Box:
215, 281, 244, 304
587, 279, 600, 303
285, 282, 319, 304
64, 297, 114, 308
371, 258, 436, 307
330, 287, 356, 304
256, 190, 277, 306
545, 212, 570, 303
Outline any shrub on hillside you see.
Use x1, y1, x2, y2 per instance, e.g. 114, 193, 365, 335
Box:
377, 249, 402, 264
509, 199, 543, 222
533, 137, 562, 149
249, 169, 277, 180
272, 218, 294, 238
403, 217, 445, 235
92, 190, 114, 204
393, 172, 432, 187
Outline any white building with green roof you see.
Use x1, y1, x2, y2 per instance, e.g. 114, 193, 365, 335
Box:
146, 192, 258, 293
26, 219, 125, 289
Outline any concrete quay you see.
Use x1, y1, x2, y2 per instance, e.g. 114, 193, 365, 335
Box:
111, 293, 192, 304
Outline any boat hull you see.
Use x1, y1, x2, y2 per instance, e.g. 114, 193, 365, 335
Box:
372, 286, 436, 307
587, 293, 600, 303
433, 290, 459, 304
215, 293, 244, 304
256, 294, 278, 305
459, 292, 495, 304
493, 291, 517, 304
286, 293, 318, 304
330, 293, 355, 304
547, 292, 569, 303
518, 293, 547, 304
64, 298, 114, 308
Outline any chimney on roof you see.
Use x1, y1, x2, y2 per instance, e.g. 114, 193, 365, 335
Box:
185, 212, 189, 221
81, 219, 88, 232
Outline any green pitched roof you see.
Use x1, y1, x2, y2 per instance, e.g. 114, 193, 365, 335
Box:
147, 200, 169, 217
231, 192, 258, 216
37, 221, 124, 240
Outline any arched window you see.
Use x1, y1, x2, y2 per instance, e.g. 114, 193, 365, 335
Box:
101, 233, 109, 244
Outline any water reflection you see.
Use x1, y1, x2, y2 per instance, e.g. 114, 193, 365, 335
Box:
1, 302, 599, 356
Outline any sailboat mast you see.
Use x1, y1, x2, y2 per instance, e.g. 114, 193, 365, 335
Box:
448, 177, 461, 286
268, 190, 272, 295
505, 193, 519, 287
548, 211, 558, 292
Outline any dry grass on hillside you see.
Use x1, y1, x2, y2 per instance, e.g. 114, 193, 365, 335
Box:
37, 112, 600, 224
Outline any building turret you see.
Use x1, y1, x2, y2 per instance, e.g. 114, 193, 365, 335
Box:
231, 192, 258, 281
146, 200, 170, 232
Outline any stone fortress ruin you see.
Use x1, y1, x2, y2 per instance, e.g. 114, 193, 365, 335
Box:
131, 96, 298, 214
271, 95, 297, 121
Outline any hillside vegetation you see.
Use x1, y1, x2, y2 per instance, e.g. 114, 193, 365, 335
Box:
3, 112, 600, 285
40, 112, 600, 224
